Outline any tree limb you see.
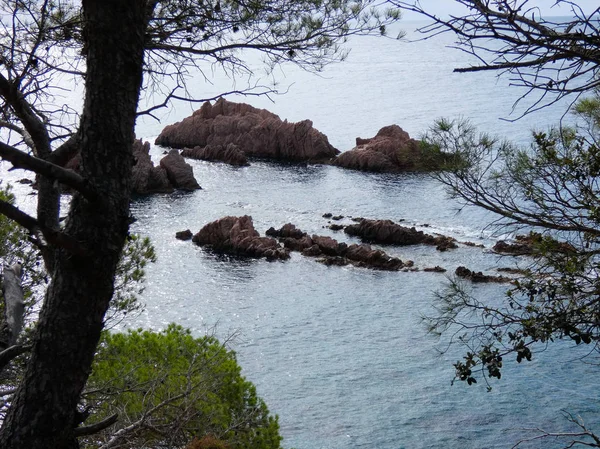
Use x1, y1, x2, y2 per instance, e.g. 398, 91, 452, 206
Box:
0, 141, 98, 201
0, 199, 86, 255
0, 344, 29, 372
73, 413, 118, 437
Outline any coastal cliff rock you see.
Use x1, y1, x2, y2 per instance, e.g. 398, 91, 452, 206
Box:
333, 125, 451, 172
181, 143, 249, 166
159, 150, 202, 191
155, 98, 339, 162
344, 218, 457, 251
192, 216, 289, 260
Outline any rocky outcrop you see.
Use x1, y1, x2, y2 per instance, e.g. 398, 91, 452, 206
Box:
333, 125, 452, 173
132, 139, 174, 194
193, 216, 289, 260
155, 98, 339, 162
455, 266, 511, 283
344, 218, 457, 251
159, 150, 201, 191
131, 140, 202, 194
266, 223, 405, 271
181, 143, 249, 166
492, 232, 575, 256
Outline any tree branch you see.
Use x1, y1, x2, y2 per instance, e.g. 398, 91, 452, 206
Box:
0, 199, 86, 256
0, 141, 98, 201
73, 413, 119, 437
0, 344, 30, 372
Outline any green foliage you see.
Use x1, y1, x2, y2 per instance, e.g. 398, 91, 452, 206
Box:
424, 94, 600, 388
82, 325, 282, 449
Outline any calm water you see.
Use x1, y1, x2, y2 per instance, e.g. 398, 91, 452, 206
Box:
5, 20, 600, 449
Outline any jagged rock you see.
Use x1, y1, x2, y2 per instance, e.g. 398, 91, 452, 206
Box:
344, 243, 404, 271
132, 139, 174, 194
266, 223, 307, 239
175, 229, 193, 241
455, 266, 511, 283
344, 218, 456, 250
155, 98, 340, 162
493, 233, 576, 256
181, 143, 249, 166
311, 235, 345, 256
322, 213, 333, 218
159, 150, 201, 191
192, 215, 289, 260
328, 224, 344, 231
333, 125, 453, 173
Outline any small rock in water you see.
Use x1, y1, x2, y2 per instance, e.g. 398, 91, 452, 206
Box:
175, 229, 193, 241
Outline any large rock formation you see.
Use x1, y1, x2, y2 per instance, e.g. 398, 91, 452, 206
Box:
192, 216, 289, 260
344, 218, 457, 251
155, 98, 340, 162
333, 125, 451, 173
181, 143, 249, 166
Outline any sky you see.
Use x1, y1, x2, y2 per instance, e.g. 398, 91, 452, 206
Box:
400, 1, 598, 20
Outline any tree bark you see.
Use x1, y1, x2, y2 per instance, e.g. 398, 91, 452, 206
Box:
0, 1, 148, 447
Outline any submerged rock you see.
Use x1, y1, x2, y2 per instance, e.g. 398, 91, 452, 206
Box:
156, 98, 340, 163
333, 125, 453, 173
192, 216, 289, 260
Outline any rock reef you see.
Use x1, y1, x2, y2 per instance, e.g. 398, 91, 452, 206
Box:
455, 266, 511, 283
266, 223, 406, 271
344, 218, 457, 251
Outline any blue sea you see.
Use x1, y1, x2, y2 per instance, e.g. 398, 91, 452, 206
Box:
6, 20, 600, 449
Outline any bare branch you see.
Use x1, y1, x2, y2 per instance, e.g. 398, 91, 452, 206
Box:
74, 413, 119, 437
0, 141, 98, 201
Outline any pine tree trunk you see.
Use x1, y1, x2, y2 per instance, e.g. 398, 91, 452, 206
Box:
0, 1, 148, 447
